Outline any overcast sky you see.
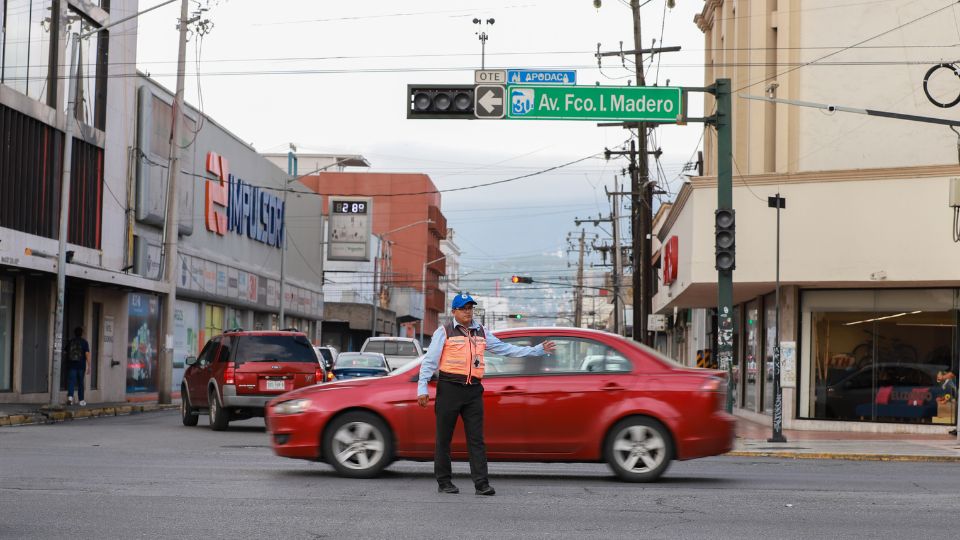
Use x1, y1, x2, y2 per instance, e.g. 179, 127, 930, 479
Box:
136, 0, 708, 272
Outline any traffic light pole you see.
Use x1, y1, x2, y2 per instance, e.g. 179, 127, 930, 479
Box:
714, 79, 735, 413
630, 0, 651, 346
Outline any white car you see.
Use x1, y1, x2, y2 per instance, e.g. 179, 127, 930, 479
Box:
360, 337, 423, 371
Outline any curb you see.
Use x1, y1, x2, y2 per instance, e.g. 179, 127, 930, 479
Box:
726, 450, 960, 463
0, 403, 178, 427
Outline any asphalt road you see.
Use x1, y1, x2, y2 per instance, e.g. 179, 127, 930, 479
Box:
1, 411, 955, 540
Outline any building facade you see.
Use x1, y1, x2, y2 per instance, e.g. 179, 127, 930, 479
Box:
301, 172, 448, 344
1, 0, 148, 403
652, 0, 960, 432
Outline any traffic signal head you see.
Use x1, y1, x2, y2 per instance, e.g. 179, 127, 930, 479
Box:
408, 85, 475, 119
508, 313, 523, 320
511, 275, 534, 284
715, 208, 735, 271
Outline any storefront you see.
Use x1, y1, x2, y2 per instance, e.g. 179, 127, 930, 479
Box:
800, 289, 958, 427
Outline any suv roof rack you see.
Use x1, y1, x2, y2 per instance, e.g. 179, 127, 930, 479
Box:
226, 327, 244, 333
281, 327, 300, 332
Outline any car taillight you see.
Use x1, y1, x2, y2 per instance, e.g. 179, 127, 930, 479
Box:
701, 376, 726, 410
224, 363, 236, 385
327, 371, 335, 381
315, 367, 324, 384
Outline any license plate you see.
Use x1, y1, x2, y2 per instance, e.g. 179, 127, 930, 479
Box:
266, 380, 286, 391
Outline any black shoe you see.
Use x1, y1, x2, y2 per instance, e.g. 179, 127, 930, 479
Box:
437, 483, 459, 494
475, 484, 496, 496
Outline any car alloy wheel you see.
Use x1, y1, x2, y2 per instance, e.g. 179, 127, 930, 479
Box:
209, 389, 229, 431
324, 412, 393, 478
605, 417, 672, 482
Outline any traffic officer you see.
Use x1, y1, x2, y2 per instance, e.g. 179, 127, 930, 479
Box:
417, 293, 555, 496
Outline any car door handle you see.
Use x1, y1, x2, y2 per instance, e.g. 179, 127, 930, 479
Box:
499, 385, 524, 395
602, 383, 625, 391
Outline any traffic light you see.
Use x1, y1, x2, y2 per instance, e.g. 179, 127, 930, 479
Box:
715, 208, 735, 271
508, 314, 523, 320
407, 85, 475, 119
511, 275, 533, 284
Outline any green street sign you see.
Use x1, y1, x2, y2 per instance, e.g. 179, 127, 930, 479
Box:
505, 85, 683, 122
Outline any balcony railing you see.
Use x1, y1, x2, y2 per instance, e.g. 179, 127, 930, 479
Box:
428, 205, 447, 239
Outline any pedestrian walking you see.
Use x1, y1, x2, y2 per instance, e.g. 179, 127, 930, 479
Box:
417, 293, 555, 496
66, 326, 90, 406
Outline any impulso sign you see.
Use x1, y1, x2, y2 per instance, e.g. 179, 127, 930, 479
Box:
506, 85, 683, 123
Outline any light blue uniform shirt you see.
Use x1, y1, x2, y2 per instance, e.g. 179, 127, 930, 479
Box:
417, 319, 548, 396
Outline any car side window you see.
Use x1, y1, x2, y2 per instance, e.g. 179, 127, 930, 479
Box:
483, 337, 539, 377
216, 337, 232, 363
535, 337, 633, 374
197, 338, 220, 366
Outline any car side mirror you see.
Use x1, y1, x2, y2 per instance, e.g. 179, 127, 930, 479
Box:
185, 356, 198, 366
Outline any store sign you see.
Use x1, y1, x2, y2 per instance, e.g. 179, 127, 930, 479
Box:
205, 151, 285, 248
663, 236, 678, 285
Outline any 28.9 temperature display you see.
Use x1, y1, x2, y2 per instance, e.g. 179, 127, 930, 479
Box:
332, 201, 368, 214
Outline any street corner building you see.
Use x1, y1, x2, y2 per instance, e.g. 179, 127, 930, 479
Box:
0, 0, 325, 404
646, 0, 960, 434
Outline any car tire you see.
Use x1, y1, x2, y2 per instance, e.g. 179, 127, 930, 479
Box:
208, 389, 229, 431
604, 416, 673, 482
181, 385, 198, 427
323, 412, 393, 479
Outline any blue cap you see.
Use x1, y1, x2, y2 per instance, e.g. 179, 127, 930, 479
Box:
451, 292, 477, 310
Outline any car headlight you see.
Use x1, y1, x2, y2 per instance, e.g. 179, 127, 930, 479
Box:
273, 399, 312, 415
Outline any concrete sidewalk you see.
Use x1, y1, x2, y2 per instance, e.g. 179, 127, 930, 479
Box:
730, 417, 960, 462
0, 399, 178, 426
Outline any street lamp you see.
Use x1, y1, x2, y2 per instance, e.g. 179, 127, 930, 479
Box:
372, 219, 434, 337
420, 255, 447, 347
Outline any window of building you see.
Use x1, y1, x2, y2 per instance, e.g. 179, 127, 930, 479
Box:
1, 0, 54, 103
0, 277, 13, 391
802, 289, 958, 425
62, 9, 108, 129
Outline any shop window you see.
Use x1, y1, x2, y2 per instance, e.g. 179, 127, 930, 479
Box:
204, 304, 225, 343
804, 290, 959, 425
763, 293, 777, 413
744, 299, 760, 411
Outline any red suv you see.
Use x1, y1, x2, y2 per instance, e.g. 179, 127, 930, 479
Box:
181, 330, 325, 430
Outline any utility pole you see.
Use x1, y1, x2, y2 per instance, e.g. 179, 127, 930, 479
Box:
630, 0, 653, 347
610, 185, 622, 336
158, 0, 191, 404
279, 144, 297, 328
574, 230, 586, 327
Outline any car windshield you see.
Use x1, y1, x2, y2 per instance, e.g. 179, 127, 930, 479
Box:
235, 335, 317, 364
364, 341, 419, 356
336, 355, 386, 369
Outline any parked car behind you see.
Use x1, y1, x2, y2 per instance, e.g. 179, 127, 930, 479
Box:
314, 346, 338, 373
181, 330, 326, 431
360, 337, 423, 370
331, 352, 391, 381
267, 327, 734, 482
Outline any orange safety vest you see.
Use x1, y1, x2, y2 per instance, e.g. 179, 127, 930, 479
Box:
438, 322, 487, 384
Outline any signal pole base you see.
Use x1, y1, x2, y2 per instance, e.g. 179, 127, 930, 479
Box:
767, 434, 788, 443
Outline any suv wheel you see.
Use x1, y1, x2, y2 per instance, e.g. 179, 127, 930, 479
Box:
208, 389, 230, 431
604, 417, 672, 482
323, 412, 393, 478
181, 385, 198, 427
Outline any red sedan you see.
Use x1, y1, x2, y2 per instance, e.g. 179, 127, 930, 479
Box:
265, 328, 734, 482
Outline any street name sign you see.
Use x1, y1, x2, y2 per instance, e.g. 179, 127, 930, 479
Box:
506, 85, 683, 122
475, 69, 506, 84
474, 85, 505, 119
507, 69, 577, 85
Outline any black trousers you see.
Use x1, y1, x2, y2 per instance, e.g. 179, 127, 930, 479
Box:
434, 379, 488, 487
